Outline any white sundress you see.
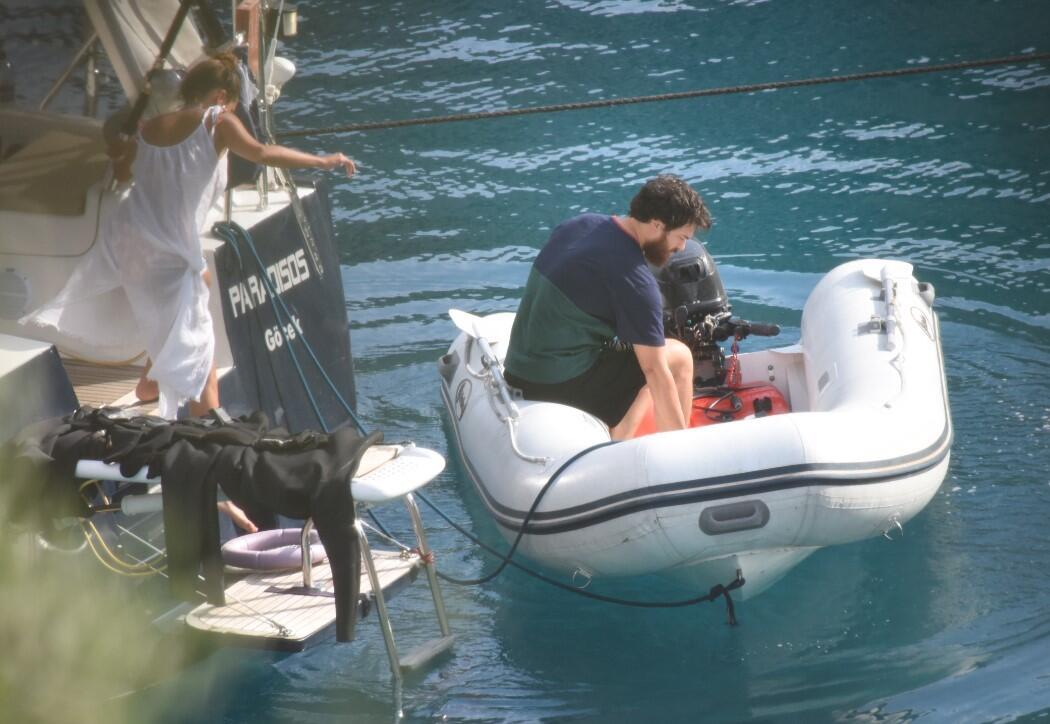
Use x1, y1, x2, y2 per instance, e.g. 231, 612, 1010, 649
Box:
22, 105, 227, 418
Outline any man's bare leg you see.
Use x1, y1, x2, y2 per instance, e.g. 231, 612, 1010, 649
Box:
609, 340, 693, 441
666, 338, 694, 423
609, 386, 652, 441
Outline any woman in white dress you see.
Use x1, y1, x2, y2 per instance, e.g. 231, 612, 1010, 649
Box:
25, 52, 355, 421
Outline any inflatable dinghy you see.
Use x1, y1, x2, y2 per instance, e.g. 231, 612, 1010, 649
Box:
438, 252, 951, 598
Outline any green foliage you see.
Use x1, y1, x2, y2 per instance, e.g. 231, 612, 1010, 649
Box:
0, 496, 199, 723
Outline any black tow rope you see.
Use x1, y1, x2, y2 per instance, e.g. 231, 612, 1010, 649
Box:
276, 51, 1050, 139
419, 489, 745, 623
416, 438, 746, 624
713, 577, 742, 626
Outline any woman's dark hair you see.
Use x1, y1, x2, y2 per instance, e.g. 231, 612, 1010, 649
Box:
178, 51, 241, 105
629, 175, 712, 231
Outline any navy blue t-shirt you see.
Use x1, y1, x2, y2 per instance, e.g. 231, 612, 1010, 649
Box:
504, 214, 665, 384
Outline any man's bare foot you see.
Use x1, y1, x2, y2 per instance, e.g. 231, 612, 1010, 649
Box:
135, 376, 159, 403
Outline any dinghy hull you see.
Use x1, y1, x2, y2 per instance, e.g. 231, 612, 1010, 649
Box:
439, 259, 951, 597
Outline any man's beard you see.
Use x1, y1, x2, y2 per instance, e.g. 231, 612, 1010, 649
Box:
642, 232, 673, 266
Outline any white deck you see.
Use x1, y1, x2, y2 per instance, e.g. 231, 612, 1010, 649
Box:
185, 549, 421, 650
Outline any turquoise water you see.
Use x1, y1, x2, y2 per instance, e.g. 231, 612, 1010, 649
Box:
231, 2, 1050, 721
14, 0, 1050, 721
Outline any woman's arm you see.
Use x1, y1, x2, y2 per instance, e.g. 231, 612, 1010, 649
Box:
103, 106, 137, 183
214, 110, 356, 176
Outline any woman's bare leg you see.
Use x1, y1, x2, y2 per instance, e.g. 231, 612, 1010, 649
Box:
188, 363, 219, 417
187, 267, 218, 417
135, 358, 159, 402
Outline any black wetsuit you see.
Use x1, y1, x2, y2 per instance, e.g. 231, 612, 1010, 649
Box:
2, 407, 377, 642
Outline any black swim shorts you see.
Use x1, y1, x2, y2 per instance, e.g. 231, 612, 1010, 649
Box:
504, 346, 646, 427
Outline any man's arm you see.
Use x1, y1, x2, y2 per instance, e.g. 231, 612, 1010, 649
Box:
634, 343, 687, 432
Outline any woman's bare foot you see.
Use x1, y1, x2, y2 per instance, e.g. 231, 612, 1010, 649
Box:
134, 359, 159, 403
135, 375, 159, 403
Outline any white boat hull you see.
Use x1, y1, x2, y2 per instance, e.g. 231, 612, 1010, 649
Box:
439, 259, 952, 598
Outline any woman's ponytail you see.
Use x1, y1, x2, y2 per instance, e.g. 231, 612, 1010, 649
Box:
178, 51, 241, 105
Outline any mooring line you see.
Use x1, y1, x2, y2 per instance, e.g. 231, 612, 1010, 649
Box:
276, 51, 1050, 139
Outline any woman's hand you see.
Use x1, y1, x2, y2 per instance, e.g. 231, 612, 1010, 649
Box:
321, 153, 356, 177
107, 133, 138, 184
217, 500, 258, 533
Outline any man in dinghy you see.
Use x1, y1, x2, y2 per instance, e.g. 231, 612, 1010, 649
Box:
504, 175, 711, 440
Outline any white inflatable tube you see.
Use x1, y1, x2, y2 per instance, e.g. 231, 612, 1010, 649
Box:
438, 259, 952, 598
221, 528, 327, 570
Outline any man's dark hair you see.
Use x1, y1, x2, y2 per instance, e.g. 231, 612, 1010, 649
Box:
629, 175, 711, 231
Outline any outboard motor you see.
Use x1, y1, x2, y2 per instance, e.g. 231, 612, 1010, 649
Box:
651, 240, 780, 386
653, 239, 732, 336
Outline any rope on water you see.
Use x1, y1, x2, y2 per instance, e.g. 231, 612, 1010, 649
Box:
276, 51, 1050, 139
417, 487, 745, 623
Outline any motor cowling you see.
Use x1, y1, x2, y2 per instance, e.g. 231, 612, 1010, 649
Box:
651, 239, 732, 335
650, 240, 780, 387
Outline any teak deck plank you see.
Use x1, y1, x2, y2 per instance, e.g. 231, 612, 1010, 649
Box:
62, 358, 142, 408
185, 551, 421, 648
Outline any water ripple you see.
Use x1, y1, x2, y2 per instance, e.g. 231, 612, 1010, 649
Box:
553, 0, 701, 16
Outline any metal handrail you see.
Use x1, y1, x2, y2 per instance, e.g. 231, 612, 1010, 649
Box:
39, 32, 99, 111
300, 517, 315, 588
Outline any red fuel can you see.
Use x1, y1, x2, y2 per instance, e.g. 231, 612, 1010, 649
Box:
634, 384, 790, 437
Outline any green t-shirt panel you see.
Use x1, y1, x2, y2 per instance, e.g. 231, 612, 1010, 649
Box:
503, 268, 616, 383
